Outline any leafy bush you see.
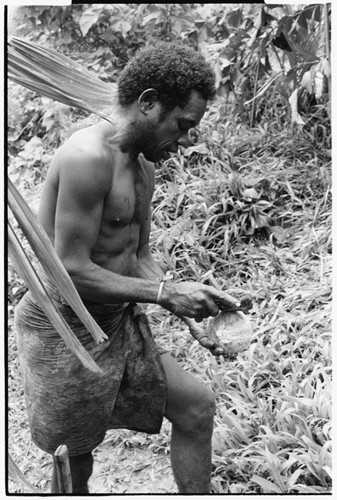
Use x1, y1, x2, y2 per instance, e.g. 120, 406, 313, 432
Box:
10, 3, 331, 128
8, 3, 331, 494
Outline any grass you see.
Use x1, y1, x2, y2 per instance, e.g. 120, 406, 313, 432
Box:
7, 91, 332, 493
149, 104, 332, 493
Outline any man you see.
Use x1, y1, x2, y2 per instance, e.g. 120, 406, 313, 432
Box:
15, 41, 241, 494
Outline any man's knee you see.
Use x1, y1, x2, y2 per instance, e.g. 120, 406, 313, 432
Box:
176, 386, 216, 436
192, 387, 216, 428
162, 353, 216, 436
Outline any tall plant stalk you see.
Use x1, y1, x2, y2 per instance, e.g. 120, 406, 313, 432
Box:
323, 4, 331, 104
8, 180, 108, 344
8, 221, 102, 374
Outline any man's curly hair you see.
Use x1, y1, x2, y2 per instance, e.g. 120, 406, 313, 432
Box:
117, 41, 216, 110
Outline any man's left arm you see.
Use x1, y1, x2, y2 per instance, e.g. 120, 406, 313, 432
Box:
136, 207, 167, 282
136, 209, 223, 354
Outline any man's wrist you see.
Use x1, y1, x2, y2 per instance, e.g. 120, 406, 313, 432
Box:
156, 271, 174, 305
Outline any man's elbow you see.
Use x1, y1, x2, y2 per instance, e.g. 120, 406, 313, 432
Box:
59, 256, 88, 281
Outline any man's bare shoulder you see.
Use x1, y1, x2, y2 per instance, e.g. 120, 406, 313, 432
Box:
43, 123, 118, 199
56, 124, 113, 164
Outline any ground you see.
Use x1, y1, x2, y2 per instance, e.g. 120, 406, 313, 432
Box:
90, 432, 176, 494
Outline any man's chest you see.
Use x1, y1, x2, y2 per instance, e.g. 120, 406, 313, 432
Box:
102, 160, 153, 226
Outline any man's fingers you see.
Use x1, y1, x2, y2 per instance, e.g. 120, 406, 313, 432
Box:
207, 304, 220, 317
211, 346, 226, 356
215, 298, 240, 312
193, 302, 219, 321
198, 338, 215, 349
212, 289, 240, 310
192, 332, 229, 357
194, 335, 223, 354
214, 293, 253, 314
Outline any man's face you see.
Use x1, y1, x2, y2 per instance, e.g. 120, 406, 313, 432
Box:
140, 90, 207, 163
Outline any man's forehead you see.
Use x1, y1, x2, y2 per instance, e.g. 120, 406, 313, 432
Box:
177, 91, 207, 121
185, 89, 207, 108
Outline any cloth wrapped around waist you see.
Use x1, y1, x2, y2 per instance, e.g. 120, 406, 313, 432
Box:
14, 280, 167, 456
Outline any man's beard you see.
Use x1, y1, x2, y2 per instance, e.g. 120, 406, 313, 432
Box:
138, 120, 161, 162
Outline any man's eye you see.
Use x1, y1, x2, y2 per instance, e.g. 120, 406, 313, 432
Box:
178, 122, 190, 132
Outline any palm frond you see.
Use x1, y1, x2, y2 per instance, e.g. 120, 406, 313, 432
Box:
7, 36, 117, 124
8, 178, 108, 345
8, 453, 40, 493
8, 221, 102, 374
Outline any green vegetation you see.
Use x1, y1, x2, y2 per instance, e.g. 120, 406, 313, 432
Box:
8, 3, 331, 494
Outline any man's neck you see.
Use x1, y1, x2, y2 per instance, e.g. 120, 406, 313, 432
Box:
97, 110, 140, 160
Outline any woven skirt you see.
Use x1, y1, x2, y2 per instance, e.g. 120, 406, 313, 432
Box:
14, 283, 167, 456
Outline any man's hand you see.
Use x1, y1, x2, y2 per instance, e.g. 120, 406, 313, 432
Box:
183, 317, 227, 356
160, 281, 240, 323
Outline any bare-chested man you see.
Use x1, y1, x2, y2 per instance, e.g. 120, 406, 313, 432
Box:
15, 42, 241, 494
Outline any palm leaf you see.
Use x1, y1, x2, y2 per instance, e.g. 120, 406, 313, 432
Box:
7, 36, 120, 373
8, 453, 40, 493
8, 178, 108, 346
8, 221, 102, 374
7, 36, 117, 124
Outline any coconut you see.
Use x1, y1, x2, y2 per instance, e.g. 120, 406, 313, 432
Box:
207, 310, 253, 360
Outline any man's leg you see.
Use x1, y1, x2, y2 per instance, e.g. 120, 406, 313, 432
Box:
160, 352, 216, 493
51, 452, 93, 493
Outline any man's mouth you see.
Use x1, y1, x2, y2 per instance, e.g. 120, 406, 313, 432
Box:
161, 146, 178, 160
161, 150, 171, 160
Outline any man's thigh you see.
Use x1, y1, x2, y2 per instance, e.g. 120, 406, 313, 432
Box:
160, 352, 214, 427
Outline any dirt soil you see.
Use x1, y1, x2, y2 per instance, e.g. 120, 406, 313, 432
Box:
90, 436, 176, 494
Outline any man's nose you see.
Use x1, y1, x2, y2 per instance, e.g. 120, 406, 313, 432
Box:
177, 133, 189, 148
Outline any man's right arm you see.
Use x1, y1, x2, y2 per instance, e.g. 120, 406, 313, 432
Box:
51, 147, 240, 319
51, 148, 162, 305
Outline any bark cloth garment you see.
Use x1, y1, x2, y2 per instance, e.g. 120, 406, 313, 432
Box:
14, 278, 167, 457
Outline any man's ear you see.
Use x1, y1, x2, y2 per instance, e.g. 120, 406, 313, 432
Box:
138, 88, 159, 114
